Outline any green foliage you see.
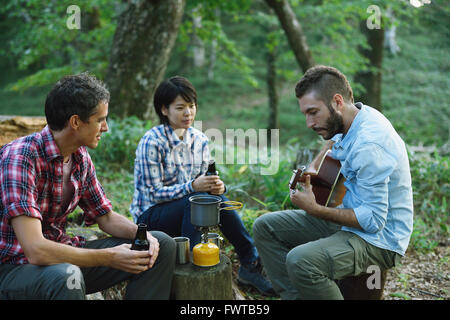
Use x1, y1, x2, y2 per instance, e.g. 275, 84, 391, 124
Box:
1, 0, 115, 91
409, 151, 449, 251
382, 4, 450, 147
223, 143, 450, 251
177, 2, 258, 88
6, 66, 73, 93
97, 169, 135, 219
389, 291, 412, 300
239, 208, 268, 238
89, 116, 153, 173
215, 141, 314, 213
89, 116, 153, 216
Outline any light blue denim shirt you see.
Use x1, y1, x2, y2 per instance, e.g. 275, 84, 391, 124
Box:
331, 103, 413, 256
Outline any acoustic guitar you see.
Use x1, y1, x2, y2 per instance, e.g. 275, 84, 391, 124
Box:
289, 150, 346, 208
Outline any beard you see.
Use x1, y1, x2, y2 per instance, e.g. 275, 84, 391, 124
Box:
322, 104, 344, 140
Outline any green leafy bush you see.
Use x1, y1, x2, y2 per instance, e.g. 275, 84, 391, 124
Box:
89, 116, 152, 172
409, 150, 449, 251
217, 146, 298, 211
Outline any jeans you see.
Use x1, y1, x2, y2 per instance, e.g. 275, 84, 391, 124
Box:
0, 232, 176, 300
137, 192, 258, 266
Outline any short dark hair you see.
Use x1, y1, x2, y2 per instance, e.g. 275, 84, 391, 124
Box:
153, 76, 197, 125
295, 65, 353, 106
45, 72, 110, 131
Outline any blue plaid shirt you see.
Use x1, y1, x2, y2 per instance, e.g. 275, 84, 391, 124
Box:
130, 124, 210, 221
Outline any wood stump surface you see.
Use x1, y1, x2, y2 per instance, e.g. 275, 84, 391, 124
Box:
171, 254, 233, 300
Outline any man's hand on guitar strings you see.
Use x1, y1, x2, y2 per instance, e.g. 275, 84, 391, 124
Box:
298, 170, 318, 183
290, 174, 319, 214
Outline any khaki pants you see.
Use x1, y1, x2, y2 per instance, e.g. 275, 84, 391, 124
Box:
253, 210, 400, 300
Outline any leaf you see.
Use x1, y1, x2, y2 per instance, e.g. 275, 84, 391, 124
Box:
389, 292, 412, 300
250, 196, 268, 208
5, 66, 74, 92
238, 165, 248, 174
281, 192, 290, 209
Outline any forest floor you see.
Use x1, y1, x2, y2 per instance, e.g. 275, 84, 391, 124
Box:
231, 244, 449, 300
92, 242, 449, 300
383, 245, 449, 300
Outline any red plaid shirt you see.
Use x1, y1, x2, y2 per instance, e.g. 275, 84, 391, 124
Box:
0, 126, 112, 264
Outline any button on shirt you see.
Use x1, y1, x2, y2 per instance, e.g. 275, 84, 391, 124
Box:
130, 124, 210, 222
0, 126, 112, 264
331, 103, 414, 256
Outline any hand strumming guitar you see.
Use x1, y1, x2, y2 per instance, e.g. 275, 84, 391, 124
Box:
290, 175, 319, 213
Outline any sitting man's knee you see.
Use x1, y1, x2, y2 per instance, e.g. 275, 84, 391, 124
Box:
252, 212, 276, 241
252, 215, 264, 239
286, 246, 316, 282
152, 231, 176, 258
41, 263, 86, 299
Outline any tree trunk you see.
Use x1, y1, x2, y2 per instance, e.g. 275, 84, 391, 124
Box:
191, 7, 205, 68
354, 20, 384, 112
208, 39, 217, 81
267, 47, 279, 131
106, 0, 186, 120
81, 6, 101, 31
264, 0, 315, 72
384, 7, 400, 56
207, 9, 220, 81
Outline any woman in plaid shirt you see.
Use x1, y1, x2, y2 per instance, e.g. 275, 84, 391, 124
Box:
0, 73, 176, 299
130, 76, 275, 296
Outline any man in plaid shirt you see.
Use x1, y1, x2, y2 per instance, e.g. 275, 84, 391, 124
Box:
0, 73, 175, 299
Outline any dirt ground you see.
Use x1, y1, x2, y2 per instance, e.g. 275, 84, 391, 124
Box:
231, 244, 449, 300
383, 245, 449, 300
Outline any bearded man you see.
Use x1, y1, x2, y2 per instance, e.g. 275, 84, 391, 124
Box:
253, 65, 413, 300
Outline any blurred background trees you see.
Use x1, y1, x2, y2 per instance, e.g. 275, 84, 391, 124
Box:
2, 0, 443, 123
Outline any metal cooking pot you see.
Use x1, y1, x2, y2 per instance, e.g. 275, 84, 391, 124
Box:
189, 194, 243, 227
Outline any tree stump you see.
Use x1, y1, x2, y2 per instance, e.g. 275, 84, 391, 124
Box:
171, 254, 233, 300
337, 270, 388, 300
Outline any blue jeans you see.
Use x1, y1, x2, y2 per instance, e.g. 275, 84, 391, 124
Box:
137, 192, 258, 266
